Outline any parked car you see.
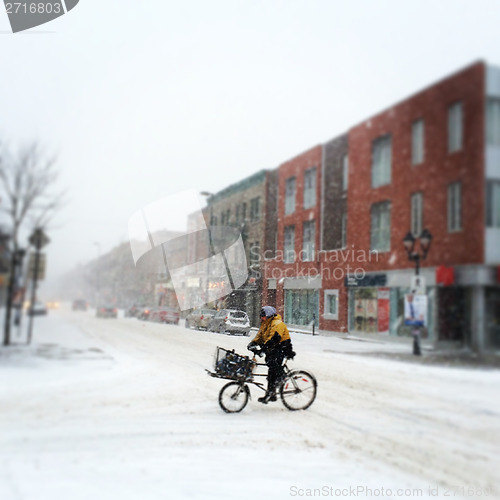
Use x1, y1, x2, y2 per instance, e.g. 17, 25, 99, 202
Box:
28, 301, 48, 316
149, 306, 180, 324
72, 299, 88, 311
207, 309, 251, 336
96, 304, 118, 318
185, 308, 217, 330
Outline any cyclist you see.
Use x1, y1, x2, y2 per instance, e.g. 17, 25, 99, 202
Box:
247, 306, 295, 404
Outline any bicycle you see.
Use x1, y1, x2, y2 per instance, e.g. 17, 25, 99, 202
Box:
206, 346, 317, 413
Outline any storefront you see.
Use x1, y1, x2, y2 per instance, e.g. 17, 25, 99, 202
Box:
284, 289, 319, 327
346, 272, 437, 340
267, 276, 321, 330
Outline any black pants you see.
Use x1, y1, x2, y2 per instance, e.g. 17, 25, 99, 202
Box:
265, 350, 285, 393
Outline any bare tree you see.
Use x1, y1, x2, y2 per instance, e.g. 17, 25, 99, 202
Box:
0, 141, 65, 346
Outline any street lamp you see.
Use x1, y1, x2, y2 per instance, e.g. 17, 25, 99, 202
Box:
402, 229, 432, 356
402, 228, 432, 275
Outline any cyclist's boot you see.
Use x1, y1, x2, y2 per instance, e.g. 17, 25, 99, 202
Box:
258, 388, 277, 404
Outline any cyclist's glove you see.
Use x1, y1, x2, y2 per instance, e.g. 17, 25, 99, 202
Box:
247, 342, 264, 357
247, 341, 260, 352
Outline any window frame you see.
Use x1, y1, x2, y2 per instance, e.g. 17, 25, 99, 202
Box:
411, 119, 425, 165
487, 98, 500, 146
371, 134, 392, 188
486, 181, 500, 228
411, 192, 423, 237
285, 177, 296, 215
341, 212, 347, 249
323, 290, 339, 320
302, 220, 316, 262
342, 154, 349, 191
447, 181, 462, 232
370, 201, 391, 252
284, 225, 295, 263
303, 167, 317, 209
448, 101, 463, 153
250, 197, 261, 222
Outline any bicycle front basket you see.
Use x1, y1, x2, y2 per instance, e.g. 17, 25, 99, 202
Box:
214, 347, 255, 380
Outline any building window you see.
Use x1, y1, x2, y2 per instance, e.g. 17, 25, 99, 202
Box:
412, 119, 424, 165
210, 215, 218, 226
284, 289, 319, 326
241, 202, 247, 222
324, 290, 339, 320
487, 98, 500, 146
284, 225, 295, 263
372, 135, 392, 188
370, 201, 391, 252
304, 167, 317, 209
285, 177, 296, 215
249, 241, 260, 267
486, 181, 500, 227
342, 155, 348, 191
447, 182, 462, 232
250, 197, 261, 222
341, 213, 347, 248
448, 101, 463, 153
302, 220, 315, 262
411, 192, 423, 237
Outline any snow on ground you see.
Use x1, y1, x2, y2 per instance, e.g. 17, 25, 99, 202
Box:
0, 306, 499, 500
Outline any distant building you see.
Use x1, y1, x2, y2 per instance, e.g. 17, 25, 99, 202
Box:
203, 169, 277, 326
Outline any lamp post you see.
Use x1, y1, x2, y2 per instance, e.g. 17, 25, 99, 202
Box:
402, 228, 432, 276
402, 229, 432, 356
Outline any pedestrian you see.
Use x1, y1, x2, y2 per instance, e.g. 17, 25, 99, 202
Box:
247, 306, 295, 404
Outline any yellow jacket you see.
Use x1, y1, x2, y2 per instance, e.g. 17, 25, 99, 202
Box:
252, 314, 290, 345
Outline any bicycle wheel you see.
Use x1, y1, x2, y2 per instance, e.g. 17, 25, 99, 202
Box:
218, 382, 250, 413
280, 370, 317, 411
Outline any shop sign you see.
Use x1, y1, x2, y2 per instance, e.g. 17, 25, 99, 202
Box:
345, 274, 387, 288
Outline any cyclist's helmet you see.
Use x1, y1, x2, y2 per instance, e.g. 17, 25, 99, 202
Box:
260, 306, 277, 319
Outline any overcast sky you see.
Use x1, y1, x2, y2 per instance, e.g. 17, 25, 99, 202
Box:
0, 0, 499, 295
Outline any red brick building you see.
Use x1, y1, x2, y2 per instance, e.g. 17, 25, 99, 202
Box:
264, 60, 500, 352
263, 145, 323, 327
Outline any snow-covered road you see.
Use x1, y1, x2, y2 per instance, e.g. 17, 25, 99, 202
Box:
1, 308, 498, 500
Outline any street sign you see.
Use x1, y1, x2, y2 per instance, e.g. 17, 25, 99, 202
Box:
29, 228, 50, 250
410, 275, 426, 295
27, 252, 46, 280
